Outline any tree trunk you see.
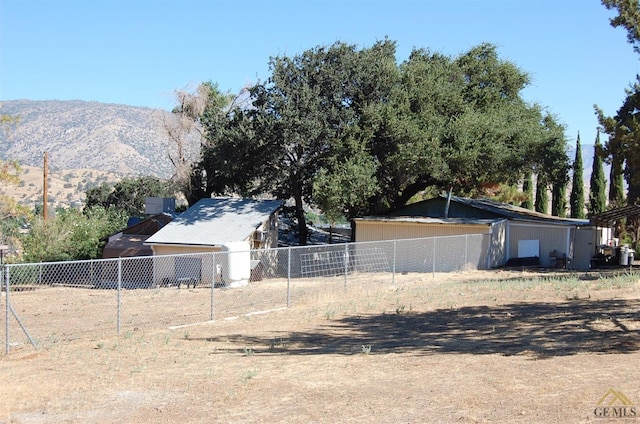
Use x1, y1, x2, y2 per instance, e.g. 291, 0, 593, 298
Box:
292, 176, 308, 246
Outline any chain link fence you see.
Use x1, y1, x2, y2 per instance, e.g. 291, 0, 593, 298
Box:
1, 234, 488, 353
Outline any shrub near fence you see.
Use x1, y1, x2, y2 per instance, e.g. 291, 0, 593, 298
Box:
1, 234, 488, 353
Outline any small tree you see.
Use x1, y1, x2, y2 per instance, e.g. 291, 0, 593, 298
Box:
535, 175, 549, 214
589, 131, 607, 215
551, 179, 567, 217
570, 134, 586, 218
609, 152, 626, 208
521, 172, 534, 209
20, 207, 128, 262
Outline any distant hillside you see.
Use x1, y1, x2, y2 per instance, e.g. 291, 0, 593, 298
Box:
0, 165, 123, 210
0, 99, 175, 178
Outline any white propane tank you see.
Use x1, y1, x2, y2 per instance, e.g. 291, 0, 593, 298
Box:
221, 241, 251, 287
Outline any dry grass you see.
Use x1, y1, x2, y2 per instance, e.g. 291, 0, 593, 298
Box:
1, 269, 640, 423
0, 165, 122, 209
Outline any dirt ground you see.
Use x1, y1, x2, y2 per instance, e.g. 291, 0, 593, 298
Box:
1, 268, 640, 423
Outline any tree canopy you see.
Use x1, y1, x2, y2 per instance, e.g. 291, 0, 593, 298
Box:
602, 0, 640, 54
188, 40, 569, 245
85, 176, 175, 217
596, 0, 640, 205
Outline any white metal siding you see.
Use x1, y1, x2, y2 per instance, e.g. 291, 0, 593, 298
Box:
508, 223, 570, 267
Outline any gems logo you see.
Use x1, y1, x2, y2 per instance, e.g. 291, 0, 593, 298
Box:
594, 388, 637, 419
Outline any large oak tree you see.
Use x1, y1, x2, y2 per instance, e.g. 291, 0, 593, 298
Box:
194, 41, 569, 245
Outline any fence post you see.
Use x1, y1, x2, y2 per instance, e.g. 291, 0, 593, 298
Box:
4, 266, 8, 354
344, 243, 348, 290
287, 247, 291, 307
211, 253, 216, 321
117, 257, 122, 334
486, 234, 491, 270
392, 240, 396, 285
432, 238, 436, 278
465, 234, 468, 267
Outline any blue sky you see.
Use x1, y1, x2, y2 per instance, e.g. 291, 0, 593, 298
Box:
1, 0, 638, 147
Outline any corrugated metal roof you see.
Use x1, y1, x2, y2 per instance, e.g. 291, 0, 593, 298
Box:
145, 198, 284, 247
354, 216, 502, 226
445, 196, 590, 226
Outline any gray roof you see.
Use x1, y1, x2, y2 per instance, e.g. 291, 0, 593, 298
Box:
446, 196, 591, 226
145, 197, 284, 247
354, 216, 502, 226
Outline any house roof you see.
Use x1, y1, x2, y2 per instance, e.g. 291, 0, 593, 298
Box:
144, 197, 284, 247
444, 196, 590, 225
354, 216, 502, 226
385, 195, 591, 227
103, 235, 154, 258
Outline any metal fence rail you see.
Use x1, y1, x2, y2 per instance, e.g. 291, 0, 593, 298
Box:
1, 234, 488, 353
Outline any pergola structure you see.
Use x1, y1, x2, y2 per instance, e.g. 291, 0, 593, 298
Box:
589, 205, 640, 227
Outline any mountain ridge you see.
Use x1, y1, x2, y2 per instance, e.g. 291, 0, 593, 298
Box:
0, 99, 175, 178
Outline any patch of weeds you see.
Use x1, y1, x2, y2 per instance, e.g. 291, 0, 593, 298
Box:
95, 341, 105, 349
243, 369, 258, 382
552, 276, 582, 292
183, 331, 190, 340
395, 305, 405, 315
243, 347, 255, 356
361, 344, 372, 355
124, 330, 134, 339
599, 272, 638, 289
324, 307, 336, 320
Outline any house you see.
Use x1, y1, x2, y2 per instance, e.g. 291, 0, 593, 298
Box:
144, 197, 284, 287
103, 213, 174, 258
353, 195, 601, 270
144, 197, 284, 254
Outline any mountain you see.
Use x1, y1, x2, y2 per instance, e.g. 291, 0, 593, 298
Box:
0, 99, 174, 178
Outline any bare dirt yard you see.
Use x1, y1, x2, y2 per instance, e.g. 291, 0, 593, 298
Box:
1, 268, 640, 423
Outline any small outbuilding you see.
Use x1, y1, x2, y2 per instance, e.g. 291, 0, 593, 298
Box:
103, 213, 174, 258
144, 197, 284, 255
144, 197, 284, 287
354, 195, 602, 270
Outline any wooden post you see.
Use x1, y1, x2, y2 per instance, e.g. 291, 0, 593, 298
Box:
43, 152, 48, 221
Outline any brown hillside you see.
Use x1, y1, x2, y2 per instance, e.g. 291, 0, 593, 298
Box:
0, 165, 123, 209
0, 99, 177, 178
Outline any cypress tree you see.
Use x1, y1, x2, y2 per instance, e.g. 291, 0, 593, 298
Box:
609, 153, 625, 208
589, 131, 607, 215
569, 133, 585, 218
535, 175, 549, 214
552, 180, 567, 217
521, 172, 533, 210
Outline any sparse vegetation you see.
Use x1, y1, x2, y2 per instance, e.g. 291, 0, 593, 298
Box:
1, 269, 638, 423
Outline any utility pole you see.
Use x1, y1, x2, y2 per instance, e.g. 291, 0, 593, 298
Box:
43, 151, 48, 221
